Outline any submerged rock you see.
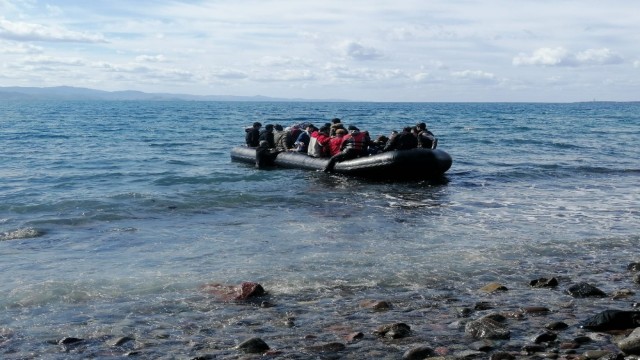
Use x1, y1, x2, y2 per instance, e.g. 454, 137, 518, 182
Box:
565, 282, 606, 298
305, 342, 346, 353
402, 345, 434, 360
480, 283, 508, 293
373, 323, 411, 339
201, 281, 266, 301
465, 317, 510, 340
627, 262, 640, 272
236, 337, 270, 354
529, 277, 559, 288
581, 310, 640, 331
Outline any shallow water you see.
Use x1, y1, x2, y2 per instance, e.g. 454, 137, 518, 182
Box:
1, 100, 639, 358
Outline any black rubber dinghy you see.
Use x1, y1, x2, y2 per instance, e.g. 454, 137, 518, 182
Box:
231, 146, 452, 180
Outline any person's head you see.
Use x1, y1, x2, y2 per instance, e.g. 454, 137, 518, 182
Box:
416, 122, 426, 130
253, 121, 262, 128
265, 124, 274, 132
336, 129, 347, 137
274, 124, 283, 131
347, 125, 359, 133
403, 126, 412, 133
376, 135, 389, 143
331, 118, 341, 124
319, 125, 330, 134
306, 124, 316, 132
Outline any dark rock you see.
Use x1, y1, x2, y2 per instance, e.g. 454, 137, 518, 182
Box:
532, 331, 557, 343
465, 317, 510, 340
627, 262, 640, 272
360, 299, 392, 310
474, 301, 493, 310
236, 337, 270, 354
490, 352, 516, 360
581, 310, 640, 331
457, 307, 473, 317
484, 313, 507, 322
260, 301, 275, 308
565, 282, 606, 298
521, 306, 551, 314
559, 342, 579, 349
583, 350, 615, 359
634, 273, 640, 284
545, 321, 569, 330
58, 337, 83, 345
611, 289, 635, 299
373, 323, 411, 339
345, 332, 364, 342
305, 342, 345, 352
236, 282, 265, 300
530, 277, 559, 288
573, 335, 592, 343
402, 345, 434, 360
480, 283, 508, 293
617, 327, 640, 355
521, 344, 546, 354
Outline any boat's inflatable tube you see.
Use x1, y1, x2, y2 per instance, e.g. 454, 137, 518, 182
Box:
231, 146, 452, 180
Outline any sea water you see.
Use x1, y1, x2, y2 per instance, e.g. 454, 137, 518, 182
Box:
1, 100, 639, 358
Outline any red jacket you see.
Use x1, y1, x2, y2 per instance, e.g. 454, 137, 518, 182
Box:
328, 135, 345, 156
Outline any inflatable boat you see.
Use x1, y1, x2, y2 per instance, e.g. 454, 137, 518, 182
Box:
230, 146, 452, 180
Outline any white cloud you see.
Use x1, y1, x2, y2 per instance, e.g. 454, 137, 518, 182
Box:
513, 47, 624, 67
23, 55, 85, 66
634, 60, 640, 68
513, 47, 572, 66
0, 17, 107, 43
0, 42, 42, 54
135, 54, 166, 63
451, 70, 497, 84
212, 68, 248, 80
575, 48, 623, 65
339, 41, 383, 61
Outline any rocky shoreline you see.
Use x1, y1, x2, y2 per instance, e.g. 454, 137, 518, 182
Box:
4, 263, 640, 359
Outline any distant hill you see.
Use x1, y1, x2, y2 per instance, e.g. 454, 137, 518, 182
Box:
0, 86, 347, 102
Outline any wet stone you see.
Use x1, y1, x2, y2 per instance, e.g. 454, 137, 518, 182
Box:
521, 344, 546, 354
453, 349, 485, 358
521, 306, 550, 314
532, 331, 557, 343
374, 323, 411, 339
305, 342, 346, 353
530, 277, 559, 288
616, 327, 640, 355
480, 283, 508, 293
465, 317, 510, 340
236, 337, 270, 354
58, 337, 83, 345
565, 282, 606, 298
489, 352, 516, 360
457, 307, 473, 317
545, 321, 569, 330
402, 345, 434, 360
627, 262, 640, 272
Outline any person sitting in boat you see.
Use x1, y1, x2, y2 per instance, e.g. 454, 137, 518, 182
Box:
293, 124, 316, 153
245, 121, 262, 147
383, 126, 417, 151
416, 122, 437, 149
323, 125, 368, 172
328, 128, 347, 156
308, 125, 331, 157
329, 118, 345, 136
273, 124, 288, 152
369, 134, 389, 155
259, 124, 275, 148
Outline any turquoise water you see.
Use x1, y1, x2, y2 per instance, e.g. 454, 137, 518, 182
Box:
1, 100, 639, 357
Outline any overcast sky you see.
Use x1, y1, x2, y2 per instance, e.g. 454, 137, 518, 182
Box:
1, 0, 639, 102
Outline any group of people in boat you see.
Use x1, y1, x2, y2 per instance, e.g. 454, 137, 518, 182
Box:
245, 118, 437, 171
